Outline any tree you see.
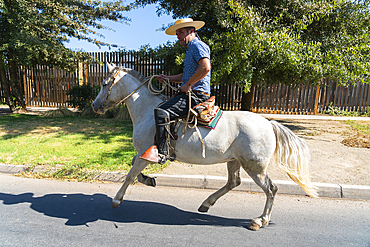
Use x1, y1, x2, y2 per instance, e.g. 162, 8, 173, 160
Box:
0, 0, 132, 112
135, 0, 370, 110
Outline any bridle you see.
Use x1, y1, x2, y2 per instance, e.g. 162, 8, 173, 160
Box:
101, 68, 125, 107
100, 67, 206, 157
101, 67, 177, 108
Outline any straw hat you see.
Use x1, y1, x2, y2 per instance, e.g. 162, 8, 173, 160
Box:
165, 18, 205, 35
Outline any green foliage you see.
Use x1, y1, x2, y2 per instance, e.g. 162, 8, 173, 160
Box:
323, 103, 370, 117
136, 42, 185, 76
136, 0, 370, 91
0, 0, 132, 69
211, 1, 324, 89
0, 0, 132, 110
66, 83, 100, 110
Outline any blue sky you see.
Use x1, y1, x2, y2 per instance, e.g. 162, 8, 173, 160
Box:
64, 4, 177, 52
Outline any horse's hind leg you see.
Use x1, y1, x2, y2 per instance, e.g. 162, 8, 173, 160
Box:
198, 160, 241, 212
242, 162, 278, 231
112, 158, 150, 209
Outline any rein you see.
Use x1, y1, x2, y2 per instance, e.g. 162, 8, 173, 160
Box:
103, 68, 205, 157
103, 69, 177, 108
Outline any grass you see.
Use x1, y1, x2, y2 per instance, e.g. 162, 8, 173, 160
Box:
0, 114, 167, 180
346, 120, 370, 136
341, 120, 370, 148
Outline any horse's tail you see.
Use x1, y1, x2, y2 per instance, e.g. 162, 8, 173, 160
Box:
270, 120, 318, 198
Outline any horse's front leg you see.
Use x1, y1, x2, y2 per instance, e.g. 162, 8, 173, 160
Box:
112, 158, 150, 209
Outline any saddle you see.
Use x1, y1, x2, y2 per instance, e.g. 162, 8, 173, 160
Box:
168, 96, 223, 159
191, 96, 222, 129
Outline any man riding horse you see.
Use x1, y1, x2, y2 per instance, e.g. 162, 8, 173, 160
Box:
140, 18, 212, 164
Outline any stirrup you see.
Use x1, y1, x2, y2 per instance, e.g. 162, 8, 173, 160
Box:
140, 145, 173, 164
140, 145, 159, 164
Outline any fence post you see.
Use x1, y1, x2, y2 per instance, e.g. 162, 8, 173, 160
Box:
314, 83, 321, 115
22, 67, 28, 106
78, 62, 83, 86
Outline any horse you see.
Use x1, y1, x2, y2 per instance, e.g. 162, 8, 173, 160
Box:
92, 63, 318, 231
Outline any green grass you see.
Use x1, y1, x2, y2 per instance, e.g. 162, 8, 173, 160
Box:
0, 114, 166, 179
346, 120, 370, 136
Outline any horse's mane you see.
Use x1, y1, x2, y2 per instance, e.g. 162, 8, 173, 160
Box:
120, 67, 147, 83
119, 67, 168, 101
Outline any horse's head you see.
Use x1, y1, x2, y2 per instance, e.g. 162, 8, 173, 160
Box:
92, 63, 124, 114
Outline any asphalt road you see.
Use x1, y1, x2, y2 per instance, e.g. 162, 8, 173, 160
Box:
0, 174, 369, 247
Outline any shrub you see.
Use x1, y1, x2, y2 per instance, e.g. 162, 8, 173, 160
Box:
66, 83, 100, 110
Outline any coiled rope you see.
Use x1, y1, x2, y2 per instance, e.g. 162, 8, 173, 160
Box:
112, 72, 205, 158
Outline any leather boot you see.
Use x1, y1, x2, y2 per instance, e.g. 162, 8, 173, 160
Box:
140, 108, 173, 164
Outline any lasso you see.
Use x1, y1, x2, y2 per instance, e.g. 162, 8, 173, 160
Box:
113, 72, 206, 157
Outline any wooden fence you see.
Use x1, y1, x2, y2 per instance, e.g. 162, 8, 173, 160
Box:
252, 79, 370, 114
2, 51, 370, 113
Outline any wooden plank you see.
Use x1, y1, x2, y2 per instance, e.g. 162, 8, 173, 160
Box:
364, 83, 370, 112
277, 84, 284, 113
355, 82, 362, 112
358, 84, 365, 112
302, 84, 309, 113
291, 86, 298, 113
296, 84, 302, 114
334, 83, 340, 108
349, 83, 355, 111
314, 84, 320, 115
343, 84, 350, 111
324, 79, 331, 112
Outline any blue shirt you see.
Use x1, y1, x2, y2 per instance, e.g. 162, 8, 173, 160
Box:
182, 38, 211, 94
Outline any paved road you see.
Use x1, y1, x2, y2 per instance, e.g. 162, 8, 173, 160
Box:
0, 174, 369, 246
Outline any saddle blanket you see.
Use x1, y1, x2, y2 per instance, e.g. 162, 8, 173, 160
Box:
192, 96, 223, 130
197, 106, 223, 129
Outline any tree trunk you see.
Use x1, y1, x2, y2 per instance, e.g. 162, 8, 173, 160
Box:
7, 50, 27, 112
0, 57, 16, 112
241, 82, 256, 111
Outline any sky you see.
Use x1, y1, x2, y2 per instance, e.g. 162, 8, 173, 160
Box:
64, 4, 178, 52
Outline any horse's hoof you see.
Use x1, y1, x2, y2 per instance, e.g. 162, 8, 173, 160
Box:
247, 220, 262, 231
198, 205, 209, 213
145, 177, 156, 187
112, 199, 122, 209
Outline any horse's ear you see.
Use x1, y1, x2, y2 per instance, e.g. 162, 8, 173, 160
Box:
107, 63, 115, 73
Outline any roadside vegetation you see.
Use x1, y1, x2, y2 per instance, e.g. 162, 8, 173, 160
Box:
323, 104, 370, 117
342, 121, 370, 148
0, 110, 167, 181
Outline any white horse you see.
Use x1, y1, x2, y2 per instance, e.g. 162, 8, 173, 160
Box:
92, 64, 318, 231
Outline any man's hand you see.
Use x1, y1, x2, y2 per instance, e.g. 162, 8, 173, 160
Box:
156, 74, 168, 83
180, 83, 192, 93
156, 73, 183, 84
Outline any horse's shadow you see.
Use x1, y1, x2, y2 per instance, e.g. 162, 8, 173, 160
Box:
0, 192, 250, 228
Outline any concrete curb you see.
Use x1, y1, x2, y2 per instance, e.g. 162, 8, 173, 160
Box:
149, 174, 370, 200
1, 163, 369, 200
0, 163, 127, 184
